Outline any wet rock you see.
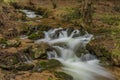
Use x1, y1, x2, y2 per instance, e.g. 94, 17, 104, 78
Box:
67, 27, 74, 36
75, 46, 87, 57
54, 72, 73, 80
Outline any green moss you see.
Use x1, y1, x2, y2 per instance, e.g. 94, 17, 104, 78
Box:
47, 59, 61, 69
28, 33, 39, 40
54, 72, 73, 80
37, 59, 61, 71
38, 61, 47, 70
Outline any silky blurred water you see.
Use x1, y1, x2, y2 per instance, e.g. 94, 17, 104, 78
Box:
35, 28, 114, 80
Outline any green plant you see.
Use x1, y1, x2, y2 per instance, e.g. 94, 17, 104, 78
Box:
28, 33, 39, 40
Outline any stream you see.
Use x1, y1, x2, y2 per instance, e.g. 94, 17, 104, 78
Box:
20, 9, 43, 18
35, 28, 114, 80
20, 9, 114, 80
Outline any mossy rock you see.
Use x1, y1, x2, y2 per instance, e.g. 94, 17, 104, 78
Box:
54, 72, 73, 80
6, 40, 21, 47
32, 48, 46, 59
37, 59, 61, 70
32, 42, 51, 59
47, 59, 61, 69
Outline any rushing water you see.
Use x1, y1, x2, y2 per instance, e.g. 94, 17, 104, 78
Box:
35, 28, 113, 80
21, 9, 42, 18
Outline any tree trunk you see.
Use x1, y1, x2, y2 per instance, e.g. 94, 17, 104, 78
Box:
81, 0, 93, 26
50, 0, 57, 9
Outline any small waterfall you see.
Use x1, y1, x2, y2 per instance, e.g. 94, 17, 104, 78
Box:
35, 28, 114, 80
